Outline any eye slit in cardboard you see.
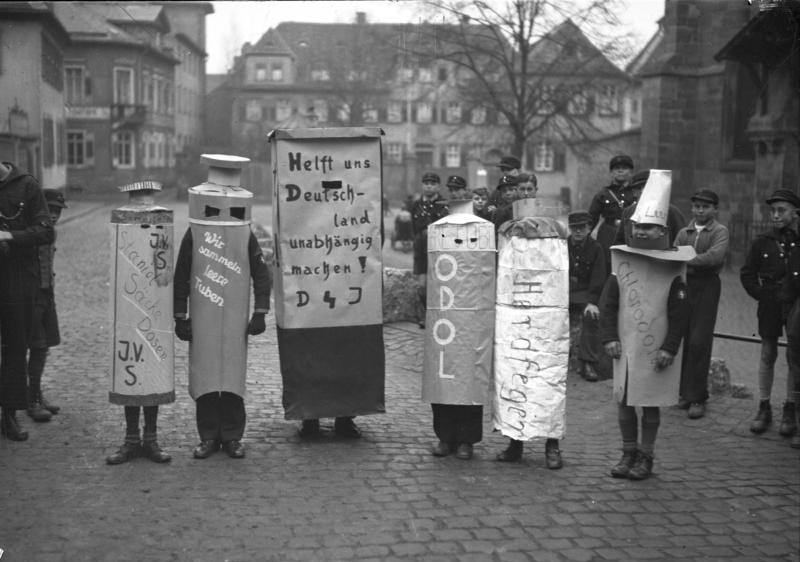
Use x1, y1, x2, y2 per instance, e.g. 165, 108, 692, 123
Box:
230, 207, 246, 220
204, 205, 221, 217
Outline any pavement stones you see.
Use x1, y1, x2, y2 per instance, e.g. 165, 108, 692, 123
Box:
0, 200, 797, 562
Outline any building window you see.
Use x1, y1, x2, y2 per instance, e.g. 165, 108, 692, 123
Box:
255, 63, 267, 82
362, 106, 378, 123
386, 143, 403, 163
723, 62, 757, 162
142, 72, 151, 105
165, 82, 174, 115
536, 86, 555, 115
337, 103, 350, 122
418, 67, 433, 83
471, 106, 486, 125
416, 102, 432, 123
534, 141, 554, 172
276, 99, 292, 121
312, 99, 328, 122
445, 144, 461, 168
567, 90, 589, 115
311, 68, 330, 81
597, 85, 619, 115
113, 67, 134, 104
65, 66, 86, 104
43, 116, 54, 167
387, 101, 403, 123
67, 130, 94, 166
246, 99, 262, 121
112, 131, 135, 168
415, 143, 433, 169
41, 32, 63, 90
271, 63, 284, 81
445, 101, 462, 124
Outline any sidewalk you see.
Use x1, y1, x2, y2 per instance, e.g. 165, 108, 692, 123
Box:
0, 202, 796, 562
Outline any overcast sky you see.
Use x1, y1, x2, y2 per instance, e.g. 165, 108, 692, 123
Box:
205, 0, 666, 75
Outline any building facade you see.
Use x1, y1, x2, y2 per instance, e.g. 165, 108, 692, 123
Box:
0, 2, 70, 189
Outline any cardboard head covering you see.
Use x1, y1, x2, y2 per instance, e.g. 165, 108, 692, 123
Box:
617, 169, 695, 262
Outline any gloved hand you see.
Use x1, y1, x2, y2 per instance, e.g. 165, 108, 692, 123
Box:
248, 312, 266, 336
175, 318, 192, 342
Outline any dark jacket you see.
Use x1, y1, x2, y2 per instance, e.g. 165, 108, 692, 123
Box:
410, 194, 448, 237
587, 183, 637, 231
568, 236, 606, 306
599, 275, 689, 355
174, 228, 271, 316
740, 227, 798, 339
0, 163, 54, 260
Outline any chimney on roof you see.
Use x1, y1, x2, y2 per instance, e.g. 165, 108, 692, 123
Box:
356, 11, 366, 24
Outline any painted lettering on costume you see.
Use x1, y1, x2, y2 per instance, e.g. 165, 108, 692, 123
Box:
617, 260, 660, 362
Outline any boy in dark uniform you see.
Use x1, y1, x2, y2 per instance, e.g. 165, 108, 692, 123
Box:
491, 175, 520, 230
741, 189, 800, 437
567, 211, 607, 382
588, 155, 636, 272
411, 172, 448, 328
26, 188, 67, 422
0, 161, 54, 441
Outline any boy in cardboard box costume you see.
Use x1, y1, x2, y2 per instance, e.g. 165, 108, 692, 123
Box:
599, 170, 694, 480
174, 155, 271, 460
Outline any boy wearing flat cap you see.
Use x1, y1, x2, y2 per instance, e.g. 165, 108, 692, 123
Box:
491, 175, 520, 230
411, 172, 449, 328
740, 189, 800, 438
25, 189, 67, 422
673, 189, 729, 419
567, 211, 607, 382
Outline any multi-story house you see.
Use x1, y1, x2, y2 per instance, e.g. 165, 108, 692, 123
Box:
0, 2, 70, 189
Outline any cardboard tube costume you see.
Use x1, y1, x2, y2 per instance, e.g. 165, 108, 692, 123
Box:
609, 170, 695, 406
269, 128, 385, 420
493, 206, 570, 441
110, 181, 174, 406
423, 214, 496, 404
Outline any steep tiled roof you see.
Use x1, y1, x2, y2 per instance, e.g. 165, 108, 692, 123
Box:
527, 19, 627, 79
52, 2, 141, 44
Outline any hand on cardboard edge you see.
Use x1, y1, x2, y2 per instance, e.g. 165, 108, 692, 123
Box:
175, 318, 192, 342
604, 341, 621, 359
248, 312, 267, 336
583, 303, 599, 319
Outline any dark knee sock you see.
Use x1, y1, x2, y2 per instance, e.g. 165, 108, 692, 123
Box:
143, 405, 158, 441
618, 404, 638, 451
123, 406, 141, 443
28, 347, 48, 397
640, 407, 660, 456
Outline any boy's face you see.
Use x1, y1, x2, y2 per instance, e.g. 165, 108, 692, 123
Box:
691, 201, 716, 225
632, 223, 665, 240
472, 193, 488, 210
770, 201, 799, 230
500, 186, 518, 204
48, 206, 62, 224
517, 181, 537, 199
449, 187, 469, 200
569, 224, 590, 242
610, 165, 632, 185
421, 180, 439, 198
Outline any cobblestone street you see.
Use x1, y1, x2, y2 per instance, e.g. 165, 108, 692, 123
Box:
0, 198, 797, 562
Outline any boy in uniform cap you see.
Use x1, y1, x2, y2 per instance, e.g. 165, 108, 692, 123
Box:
673, 189, 729, 419
491, 174, 520, 230
740, 189, 800, 437
25, 189, 67, 422
411, 172, 449, 328
778, 194, 800, 448
488, 156, 521, 208
567, 211, 607, 382
446, 175, 471, 214
588, 155, 637, 273
599, 170, 694, 480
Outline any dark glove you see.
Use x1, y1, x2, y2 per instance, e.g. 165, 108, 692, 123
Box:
175, 318, 192, 342
248, 312, 266, 336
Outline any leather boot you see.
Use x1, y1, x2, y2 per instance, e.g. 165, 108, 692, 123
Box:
749, 400, 772, 434
142, 434, 171, 463
27, 389, 52, 423
496, 439, 523, 462
40, 395, 60, 415
778, 402, 797, 437
106, 434, 141, 465
627, 451, 654, 480
610, 448, 637, 478
1, 409, 29, 441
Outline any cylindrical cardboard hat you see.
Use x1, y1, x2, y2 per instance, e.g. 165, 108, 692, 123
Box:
109, 181, 174, 406
630, 169, 671, 227
423, 214, 496, 405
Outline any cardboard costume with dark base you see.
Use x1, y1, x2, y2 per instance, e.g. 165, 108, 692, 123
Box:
270, 128, 385, 420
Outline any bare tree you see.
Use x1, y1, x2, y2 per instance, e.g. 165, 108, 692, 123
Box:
408, 0, 635, 162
